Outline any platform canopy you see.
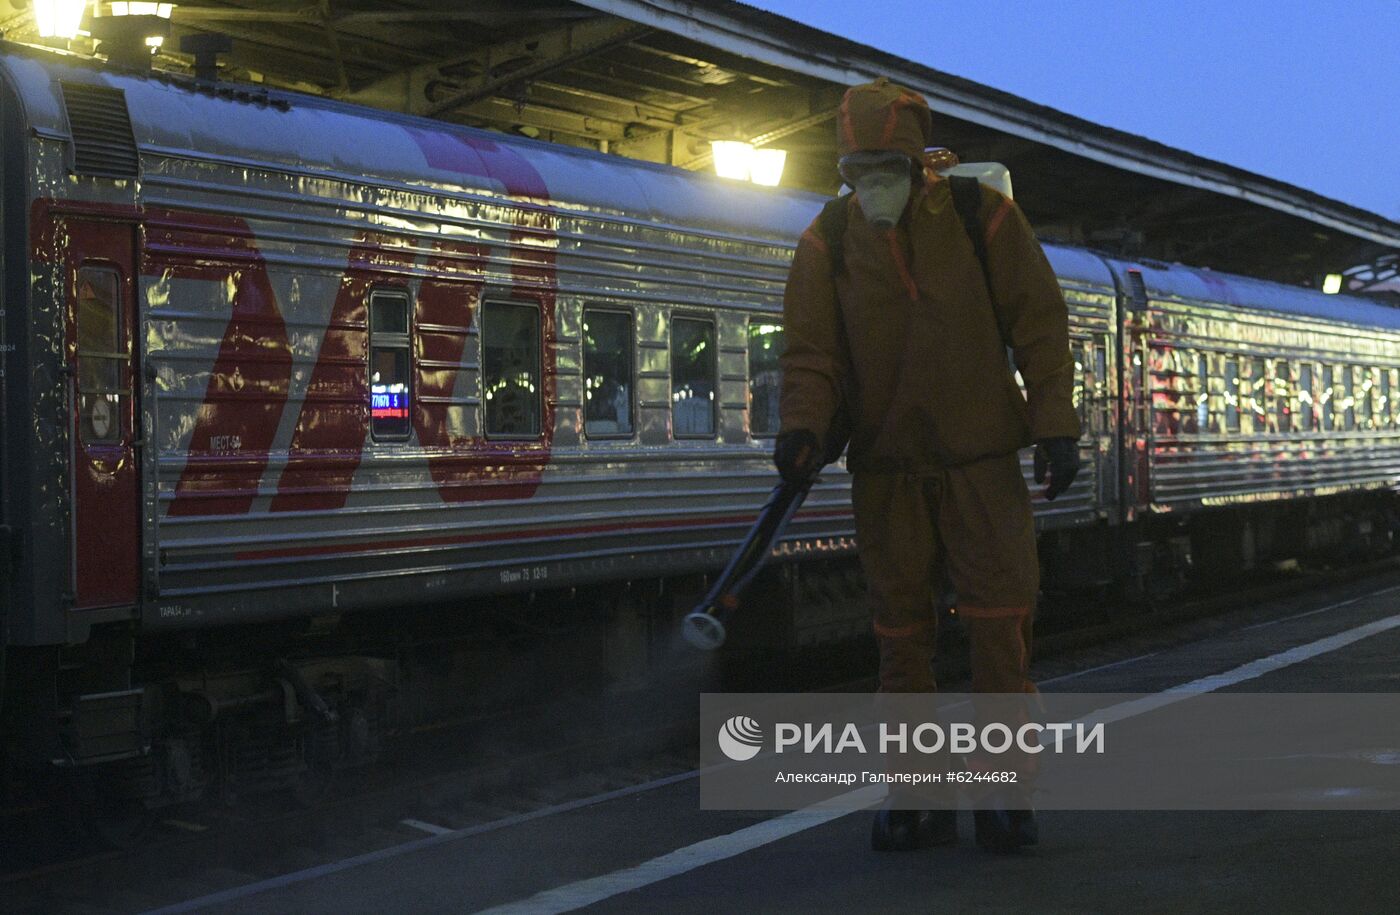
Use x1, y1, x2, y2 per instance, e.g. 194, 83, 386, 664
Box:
3, 0, 1396, 294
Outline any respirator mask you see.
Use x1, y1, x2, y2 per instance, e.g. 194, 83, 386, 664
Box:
839, 150, 914, 230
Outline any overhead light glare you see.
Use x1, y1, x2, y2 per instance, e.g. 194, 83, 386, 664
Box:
711, 140, 754, 181
1322, 274, 1343, 295
111, 2, 175, 16
35, 0, 88, 39
749, 148, 787, 187
710, 141, 787, 187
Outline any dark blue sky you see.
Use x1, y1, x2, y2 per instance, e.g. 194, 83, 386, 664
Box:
749, 0, 1399, 221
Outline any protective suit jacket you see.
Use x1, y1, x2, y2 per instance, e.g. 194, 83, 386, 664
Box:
778, 174, 1081, 472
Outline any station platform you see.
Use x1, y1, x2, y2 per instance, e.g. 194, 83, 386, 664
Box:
150, 582, 1400, 915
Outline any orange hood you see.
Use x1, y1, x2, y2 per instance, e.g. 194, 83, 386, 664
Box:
836, 77, 933, 161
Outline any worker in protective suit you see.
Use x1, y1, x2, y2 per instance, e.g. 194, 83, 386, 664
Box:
773, 78, 1081, 852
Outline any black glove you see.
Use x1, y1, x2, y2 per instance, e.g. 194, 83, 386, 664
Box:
1033, 437, 1080, 501
773, 429, 821, 485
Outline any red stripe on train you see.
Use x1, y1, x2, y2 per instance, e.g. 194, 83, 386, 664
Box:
405, 127, 558, 503
150, 208, 293, 516
414, 241, 489, 497
269, 237, 416, 512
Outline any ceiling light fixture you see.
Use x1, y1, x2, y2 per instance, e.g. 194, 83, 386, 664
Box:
710, 140, 788, 187
34, 0, 88, 39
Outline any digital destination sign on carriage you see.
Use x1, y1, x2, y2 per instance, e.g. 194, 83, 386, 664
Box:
370, 386, 409, 421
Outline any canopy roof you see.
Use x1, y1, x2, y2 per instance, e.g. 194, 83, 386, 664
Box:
1, 0, 1393, 293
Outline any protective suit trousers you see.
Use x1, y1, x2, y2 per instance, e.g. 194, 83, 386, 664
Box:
851, 451, 1040, 696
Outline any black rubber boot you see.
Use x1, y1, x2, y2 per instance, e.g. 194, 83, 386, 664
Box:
973, 806, 1038, 853
871, 808, 958, 851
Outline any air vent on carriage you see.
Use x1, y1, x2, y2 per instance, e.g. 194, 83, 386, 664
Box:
60, 83, 139, 179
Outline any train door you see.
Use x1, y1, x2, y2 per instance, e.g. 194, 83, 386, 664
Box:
66, 218, 140, 608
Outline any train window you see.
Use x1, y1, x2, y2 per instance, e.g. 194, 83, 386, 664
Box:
583, 309, 633, 437
1356, 367, 1371, 430
1081, 339, 1106, 432
369, 290, 412, 441
1376, 370, 1388, 429
1094, 343, 1107, 429
748, 320, 785, 437
1320, 365, 1335, 430
1223, 359, 1240, 433
75, 266, 124, 444
1368, 368, 1380, 428
1274, 361, 1291, 433
1195, 353, 1209, 433
1246, 357, 1266, 433
1339, 367, 1355, 430
1298, 363, 1316, 431
1386, 370, 1398, 428
1352, 368, 1364, 429
482, 301, 542, 438
1362, 367, 1380, 430
671, 316, 716, 437
1358, 368, 1368, 427
1375, 368, 1387, 428
1073, 343, 1085, 421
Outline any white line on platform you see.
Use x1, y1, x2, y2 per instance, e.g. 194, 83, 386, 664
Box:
474, 788, 885, 915
1039, 650, 1160, 685
1237, 583, 1400, 632
401, 818, 455, 836
145, 585, 1400, 915
471, 609, 1400, 915
141, 767, 721, 915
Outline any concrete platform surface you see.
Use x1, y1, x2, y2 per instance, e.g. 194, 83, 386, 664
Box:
150, 582, 1400, 915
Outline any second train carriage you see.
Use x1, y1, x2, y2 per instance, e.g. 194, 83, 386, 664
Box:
2, 45, 1397, 798
1120, 260, 1400, 509
1102, 258, 1400, 586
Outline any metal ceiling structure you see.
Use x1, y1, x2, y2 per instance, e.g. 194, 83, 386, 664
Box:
2, 0, 1396, 296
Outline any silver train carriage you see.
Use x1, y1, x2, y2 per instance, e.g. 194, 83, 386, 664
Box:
2, 46, 1398, 778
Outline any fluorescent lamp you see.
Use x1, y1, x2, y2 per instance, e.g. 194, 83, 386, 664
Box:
711, 140, 754, 181
749, 148, 787, 187
111, 2, 175, 16
1322, 274, 1343, 294
35, 0, 88, 39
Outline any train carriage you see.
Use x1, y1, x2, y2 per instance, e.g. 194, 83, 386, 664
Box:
1116, 260, 1400, 510
3, 48, 841, 645
1, 45, 1396, 809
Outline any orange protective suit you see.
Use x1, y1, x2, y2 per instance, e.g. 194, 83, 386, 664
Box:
778, 77, 1080, 697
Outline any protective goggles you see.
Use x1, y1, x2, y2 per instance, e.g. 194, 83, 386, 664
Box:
837, 150, 914, 184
